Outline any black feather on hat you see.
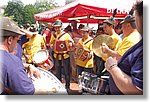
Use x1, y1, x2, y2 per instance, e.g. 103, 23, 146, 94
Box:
103, 8, 117, 25
120, 8, 135, 24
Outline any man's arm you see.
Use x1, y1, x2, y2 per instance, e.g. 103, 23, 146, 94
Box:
105, 57, 143, 95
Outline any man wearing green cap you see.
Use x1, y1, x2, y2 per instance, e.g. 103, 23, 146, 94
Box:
76, 26, 94, 76
102, 14, 141, 61
102, 17, 122, 61
50, 20, 74, 93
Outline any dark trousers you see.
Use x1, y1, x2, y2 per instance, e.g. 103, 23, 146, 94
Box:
47, 47, 53, 58
94, 55, 105, 77
55, 57, 71, 89
77, 65, 93, 76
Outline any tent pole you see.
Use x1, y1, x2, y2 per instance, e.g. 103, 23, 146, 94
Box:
87, 15, 91, 26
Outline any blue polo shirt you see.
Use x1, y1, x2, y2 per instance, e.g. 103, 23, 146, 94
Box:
15, 44, 22, 60
0, 50, 35, 95
109, 39, 143, 95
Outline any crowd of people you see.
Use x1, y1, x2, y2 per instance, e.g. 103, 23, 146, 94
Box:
0, 1, 143, 95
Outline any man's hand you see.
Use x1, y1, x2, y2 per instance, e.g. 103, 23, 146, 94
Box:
105, 57, 118, 72
68, 41, 75, 51
87, 52, 93, 59
101, 43, 110, 53
24, 55, 31, 60
28, 65, 41, 79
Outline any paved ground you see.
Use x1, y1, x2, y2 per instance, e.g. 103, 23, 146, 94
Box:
62, 81, 96, 95
62, 79, 80, 95
62, 79, 94, 95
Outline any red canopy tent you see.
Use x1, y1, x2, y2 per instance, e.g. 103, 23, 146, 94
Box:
34, 0, 134, 23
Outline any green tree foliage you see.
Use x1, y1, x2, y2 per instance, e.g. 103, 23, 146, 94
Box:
34, 0, 57, 13
23, 4, 37, 24
4, 0, 58, 25
4, 0, 24, 25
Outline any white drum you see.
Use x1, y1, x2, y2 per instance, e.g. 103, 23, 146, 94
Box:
32, 49, 54, 70
30, 67, 67, 95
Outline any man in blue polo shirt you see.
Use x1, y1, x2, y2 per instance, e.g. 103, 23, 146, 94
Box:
104, 1, 143, 95
0, 17, 41, 95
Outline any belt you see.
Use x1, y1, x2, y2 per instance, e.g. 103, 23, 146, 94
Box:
54, 52, 69, 55
54, 52, 69, 66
